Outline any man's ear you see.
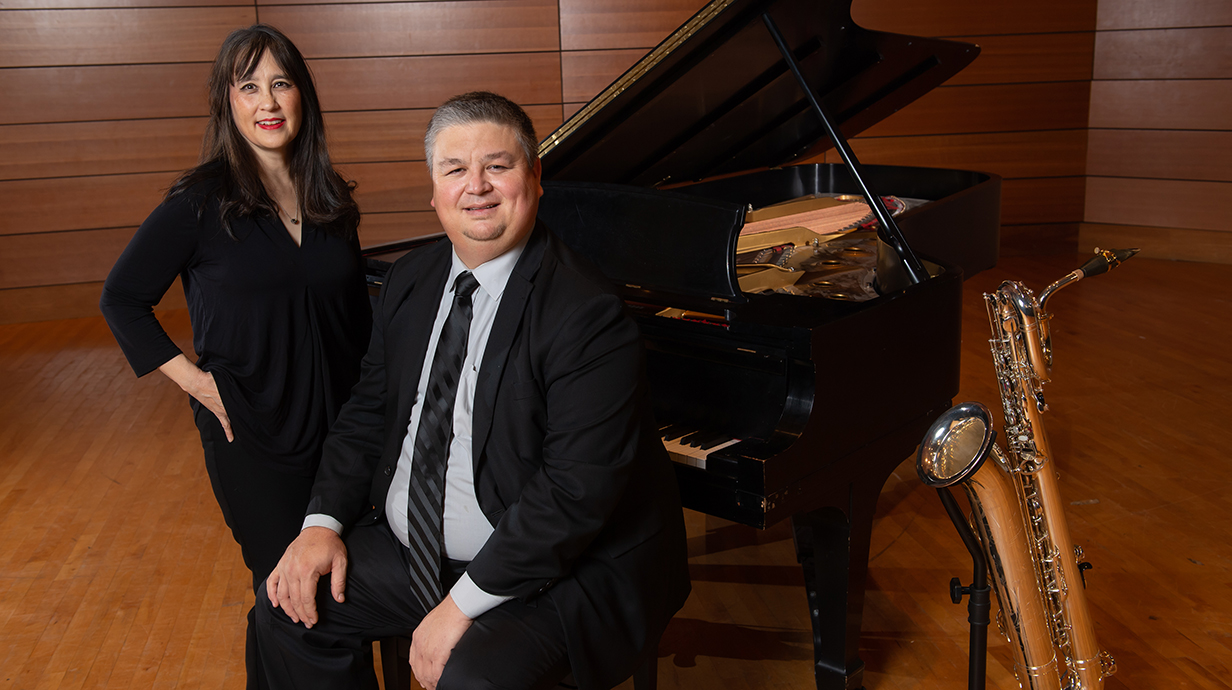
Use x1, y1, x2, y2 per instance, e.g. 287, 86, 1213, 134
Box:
533, 157, 544, 198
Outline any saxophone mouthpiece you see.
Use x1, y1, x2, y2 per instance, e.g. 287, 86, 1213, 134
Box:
1080, 247, 1140, 278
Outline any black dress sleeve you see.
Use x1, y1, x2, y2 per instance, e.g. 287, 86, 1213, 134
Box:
99, 193, 201, 377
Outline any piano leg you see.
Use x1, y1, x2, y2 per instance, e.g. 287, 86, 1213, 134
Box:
791, 493, 878, 690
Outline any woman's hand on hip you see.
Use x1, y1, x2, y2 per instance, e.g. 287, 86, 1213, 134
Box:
159, 354, 234, 441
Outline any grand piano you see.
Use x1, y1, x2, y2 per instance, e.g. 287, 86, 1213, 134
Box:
364, 0, 1000, 687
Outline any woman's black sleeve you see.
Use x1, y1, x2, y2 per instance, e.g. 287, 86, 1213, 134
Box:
99, 196, 201, 377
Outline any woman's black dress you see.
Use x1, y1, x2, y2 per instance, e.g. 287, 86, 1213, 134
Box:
100, 177, 372, 688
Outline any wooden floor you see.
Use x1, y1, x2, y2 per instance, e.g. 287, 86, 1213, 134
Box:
2, 251, 1230, 689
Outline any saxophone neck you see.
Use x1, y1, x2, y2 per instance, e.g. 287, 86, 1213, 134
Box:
1038, 270, 1082, 312
1039, 247, 1140, 310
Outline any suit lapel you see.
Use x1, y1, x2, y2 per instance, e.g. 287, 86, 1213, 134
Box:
388, 241, 451, 431
471, 223, 549, 465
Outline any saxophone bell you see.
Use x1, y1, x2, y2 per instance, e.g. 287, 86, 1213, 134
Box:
917, 402, 1000, 488
918, 403, 1065, 690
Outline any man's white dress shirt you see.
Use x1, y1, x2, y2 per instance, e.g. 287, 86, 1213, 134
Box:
306, 239, 526, 619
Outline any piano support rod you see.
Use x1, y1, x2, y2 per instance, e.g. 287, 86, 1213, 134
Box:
760, 11, 929, 286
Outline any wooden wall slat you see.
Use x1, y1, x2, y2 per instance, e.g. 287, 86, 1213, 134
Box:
0, 228, 136, 289
310, 53, 562, 112
528, 106, 567, 148
1, 0, 246, 8
942, 32, 1094, 86
1080, 223, 1232, 264
997, 222, 1079, 256
1089, 80, 1232, 130
259, 0, 439, 5
2, 55, 565, 128
1087, 130, 1232, 183
0, 173, 173, 236
326, 105, 562, 165
843, 130, 1087, 180
561, 49, 645, 103
325, 111, 435, 165
0, 64, 211, 126
1093, 27, 1232, 80
359, 211, 443, 248
559, 0, 706, 51
1001, 177, 1086, 226
1095, 0, 1232, 30
340, 161, 433, 214
851, 0, 1097, 37
862, 82, 1091, 137
263, 0, 560, 59
0, 8, 256, 67
0, 119, 205, 182
1086, 177, 1230, 233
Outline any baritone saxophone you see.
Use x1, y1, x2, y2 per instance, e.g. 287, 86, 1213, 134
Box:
917, 248, 1137, 689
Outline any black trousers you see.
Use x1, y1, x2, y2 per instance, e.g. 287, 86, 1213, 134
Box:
255, 521, 571, 690
196, 404, 316, 690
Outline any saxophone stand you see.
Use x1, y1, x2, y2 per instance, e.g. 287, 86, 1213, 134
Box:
937, 486, 991, 690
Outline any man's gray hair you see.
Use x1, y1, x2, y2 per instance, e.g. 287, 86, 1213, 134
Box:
424, 92, 539, 173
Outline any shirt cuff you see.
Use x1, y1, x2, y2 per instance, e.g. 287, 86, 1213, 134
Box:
450, 573, 513, 619
302, 514, 344, 535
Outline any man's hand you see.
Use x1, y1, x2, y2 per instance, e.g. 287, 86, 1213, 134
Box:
266, 526, 348, 628
409, 594, 474, 690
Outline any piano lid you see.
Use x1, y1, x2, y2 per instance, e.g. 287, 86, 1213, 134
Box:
538, 0, 979, 188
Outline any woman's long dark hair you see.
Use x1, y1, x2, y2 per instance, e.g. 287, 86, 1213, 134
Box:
168, 24, 359, 239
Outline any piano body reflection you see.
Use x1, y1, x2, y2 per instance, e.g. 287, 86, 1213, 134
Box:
364, 0, 1000, 687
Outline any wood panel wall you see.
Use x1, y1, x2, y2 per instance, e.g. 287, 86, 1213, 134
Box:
1, 0, 1223, 324
0, 0, 713, 324
1080, 0, 1232, 263
824, 0, 1098, 254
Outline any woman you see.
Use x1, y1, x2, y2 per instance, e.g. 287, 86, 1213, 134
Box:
99, 24, 371, 687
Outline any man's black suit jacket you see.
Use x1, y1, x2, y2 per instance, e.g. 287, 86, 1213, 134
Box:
307, 222, 691, 690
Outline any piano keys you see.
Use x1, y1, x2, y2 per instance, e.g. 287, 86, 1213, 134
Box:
660, 424, 741, 470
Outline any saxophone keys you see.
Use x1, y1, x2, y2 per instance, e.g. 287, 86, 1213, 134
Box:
1099, 650, 1117, 678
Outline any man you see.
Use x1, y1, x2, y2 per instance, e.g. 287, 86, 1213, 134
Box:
257, 92, 690, 690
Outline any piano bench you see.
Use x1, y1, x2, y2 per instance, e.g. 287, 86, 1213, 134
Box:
378, 636, 658, 689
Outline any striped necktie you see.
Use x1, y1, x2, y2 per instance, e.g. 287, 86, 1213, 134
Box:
405, 270, 480, 608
